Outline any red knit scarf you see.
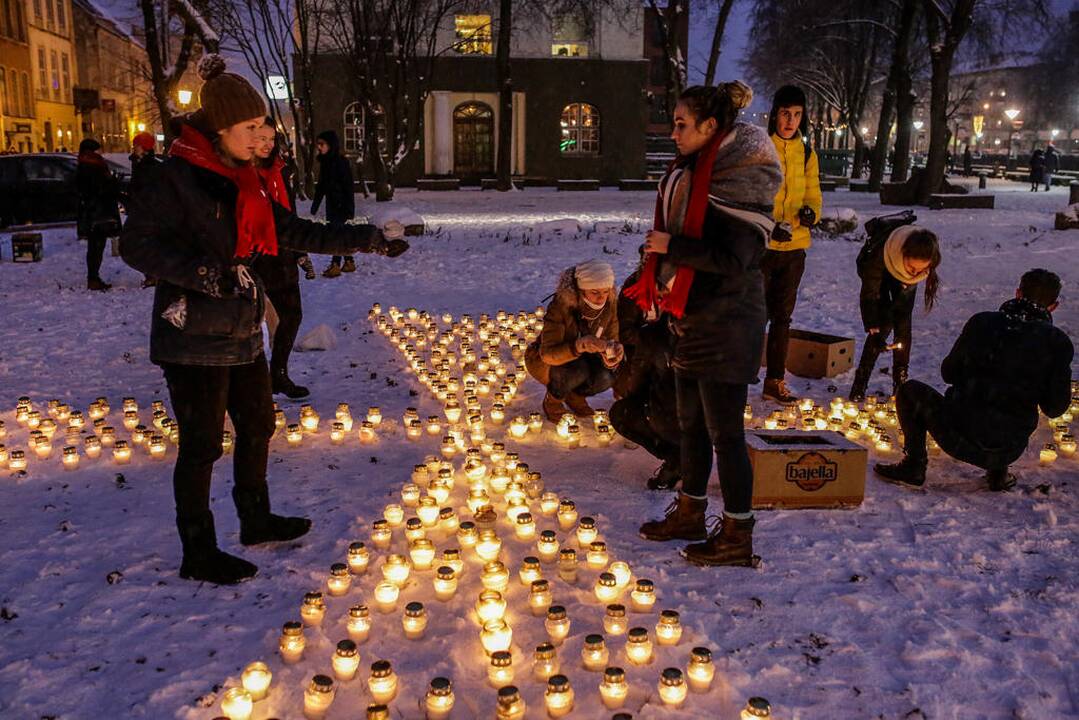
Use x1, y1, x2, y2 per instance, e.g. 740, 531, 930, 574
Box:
624, 129, 728, 319
169, 124, 278, 257
257, 158, 292, 212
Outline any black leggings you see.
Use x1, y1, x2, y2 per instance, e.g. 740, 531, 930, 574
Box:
162, 356, 276, 522
761, 249, 806, 380
266, 282, 303, 378
858, 288, 916, 373
86, 228, 107, 281
610, 393, 680, 466
676, 372, 752, 513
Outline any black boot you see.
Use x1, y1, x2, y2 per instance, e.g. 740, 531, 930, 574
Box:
985, 467, 1017, 492
849, 338, 882, 402
272, 368, 310, 400
892, 366, 909, 397
682, 514, 756, 567
874, 455, 927, 488
647, 460, 681, 491
848, 367, 871, 402
178, 511, 258, 584
234, 486, 312, 546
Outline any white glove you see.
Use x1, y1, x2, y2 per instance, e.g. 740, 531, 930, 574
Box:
383, 219, 405, 241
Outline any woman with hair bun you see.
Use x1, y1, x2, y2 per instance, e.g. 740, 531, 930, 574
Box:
628, 81, 781, 567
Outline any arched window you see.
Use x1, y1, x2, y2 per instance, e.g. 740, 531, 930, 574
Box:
560, 103, 600, 155
343, 101, 365, 160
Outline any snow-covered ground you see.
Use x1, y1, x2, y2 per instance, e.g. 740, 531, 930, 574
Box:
0, 179, 1076, 719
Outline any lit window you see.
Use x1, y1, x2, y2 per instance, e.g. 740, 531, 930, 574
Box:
454, 15, 492, 55
560, 103, 600, 155
343, 101, 366, 160
552, 44, 588, 57
552, 10, 591, 57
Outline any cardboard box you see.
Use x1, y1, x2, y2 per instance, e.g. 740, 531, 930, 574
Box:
11, 232, 43, 262
762, 329, 855, 379
747, 430, 866, 509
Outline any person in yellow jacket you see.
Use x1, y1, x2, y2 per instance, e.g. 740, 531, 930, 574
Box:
761, 84, 822, 405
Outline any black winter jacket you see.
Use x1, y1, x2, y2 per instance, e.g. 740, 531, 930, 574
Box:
857, 239, 918, 332
253, 163, 301, 293
76, 157, 121, 237
311, 133, 354, 223
127, 152, 163, 205
941, 299, 1073, 458
664, 202, 768, 383
121, 154, 383, 366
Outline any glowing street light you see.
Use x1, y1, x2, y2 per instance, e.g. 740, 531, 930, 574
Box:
177, 89, 193, 107
1003, 108, 1020, 121
913, 120, 924, 131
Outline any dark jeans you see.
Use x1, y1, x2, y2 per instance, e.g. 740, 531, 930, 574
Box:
761, 249, 806, 380
548, 355, 615, 399
162, 356, 276, 523
331, 255, 354, 264
610, 393, 680, 466
676, 372, 752, 513
859, 290, 916, 374
87, 228, 107, 281
897, 380, 1015, 471
266, 282, 303, 379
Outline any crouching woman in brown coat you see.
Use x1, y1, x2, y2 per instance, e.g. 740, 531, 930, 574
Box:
526, 260, 624, 421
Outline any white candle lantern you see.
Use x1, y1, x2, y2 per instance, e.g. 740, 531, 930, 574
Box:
529, 579, 553, 616
371, 520, 392, 549
481, 561, 510, 592
581, 634, 609, 671
509, 417, 528, 439
604, 604, 628, 635
347, 604, 371, 643
536, 531, 560, 563
438, 506, 459, 533
112, 440, 131, 464
332, 639, 361, 681
434, 566, 458, 601
441, 548, 464, 575
366, 406, 382, 427
241, 661, 272, 701
687, 646, 716, 692
656, 609, 683, 645
330, 422, 345, 445
533, 642, 559, 681
625, 627, 654, 665
519, 557, 542, 586
488, 651, 514, 688
556, 500, 578, 530
327, 563, 352, 596
476, 589, 507, 624
1040, 443, 1058, 465
457, 522, 478, 549
381, 554, 411, 587
1060, 434, 1077, 457
358, 421, 376, 443
300, 409, 320, 434
576, 516, 597, 545
402, 601, 428, 639
539, 492, 560, 516
600, 667, 629, 709
286, 424, 303, 446
545, 606, 571, 646
586, 541, 609, 570
476, 530, 502, 561
383, 503, 405, 527
426, 416, 442, 436
631, 579, 656, 612
544, 675, 575, 718
62, 446, 79, 470
410, 539, 436, 570
425, 676, 455, 719
303, 674, 335, 720
300, 592, 326, 626
122, 411, 139, 431
347, 542, 370, 575
374, 581, 400, 613
594, 572, 619, 603
278, 621, 305, 664
481, 619, 513, 655
742, 697, 772, 719
417, 497, 440, 527
558, 549, 578, 584
529, 412, 544, 433
659, 667, 688, 707
220, 687, 254, 720
514, 512, 537, 540
99, 426, 115, 446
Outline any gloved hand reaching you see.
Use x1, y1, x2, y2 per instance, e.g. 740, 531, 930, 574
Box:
576, 335, 607, 354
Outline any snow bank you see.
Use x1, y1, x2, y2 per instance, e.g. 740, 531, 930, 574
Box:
816, 207, 859, 236
366, 205, 426, 236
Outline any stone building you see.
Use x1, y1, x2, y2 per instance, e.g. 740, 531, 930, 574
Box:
26, 0, 78, 151
0, 0, 34, 151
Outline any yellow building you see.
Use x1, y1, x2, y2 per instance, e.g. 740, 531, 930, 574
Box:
1, 0, 35, 151
26, 0, 78, 151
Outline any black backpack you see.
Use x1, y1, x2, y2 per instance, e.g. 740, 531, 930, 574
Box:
857, 210, 917, 272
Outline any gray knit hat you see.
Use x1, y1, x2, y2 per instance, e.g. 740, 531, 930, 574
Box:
196, 54, 267, 132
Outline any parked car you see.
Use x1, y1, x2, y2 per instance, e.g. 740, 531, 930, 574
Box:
0, 153, 130, 229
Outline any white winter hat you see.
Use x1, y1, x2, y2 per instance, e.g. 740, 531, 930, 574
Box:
574, 259, 615, 290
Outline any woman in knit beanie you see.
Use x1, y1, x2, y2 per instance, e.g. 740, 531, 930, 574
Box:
120, 54, 409, 586
525, 259, 624, 421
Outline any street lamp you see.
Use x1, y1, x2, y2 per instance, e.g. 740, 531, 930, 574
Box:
177, 89, 193, 107
1003, 108, 1020, 121
1051, 128, 1060, 139
913, 120, 924, 130
1003, 108, 1020, 158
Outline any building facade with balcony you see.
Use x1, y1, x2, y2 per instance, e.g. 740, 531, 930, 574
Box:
0, 0, 35, 152
71, 0, 152, 153
26, 0, 78, 151
300, 1, 649, 185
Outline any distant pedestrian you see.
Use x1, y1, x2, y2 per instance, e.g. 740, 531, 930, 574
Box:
1028, 148, 1045, 192
1043, 143, 1059, 191
76, 138, 121, 291
127, 132, 163, 288
962, 145, 972, 176
310, 130, 356, 277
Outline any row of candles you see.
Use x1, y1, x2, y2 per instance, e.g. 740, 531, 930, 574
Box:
209, 306, 772, 719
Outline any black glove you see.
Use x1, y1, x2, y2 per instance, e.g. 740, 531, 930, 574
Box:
371, 231, 409, 258
798, 206, 816, 226
770, 222, 793, 243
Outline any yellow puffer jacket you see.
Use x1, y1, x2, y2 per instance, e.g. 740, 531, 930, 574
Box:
769, 132, 822, 251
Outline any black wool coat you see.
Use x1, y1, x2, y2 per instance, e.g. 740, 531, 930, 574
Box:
857, 239, 918, 332
121, 153, 382, 367
76, 159, 121, 237
311, 151, 355, 224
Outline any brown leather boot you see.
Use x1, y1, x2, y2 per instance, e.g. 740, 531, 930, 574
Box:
762, 378, 797, 405
564, 392, 595, 417
682, 514, 755, 566
639, 493, 707, 542
542, 392, 567, 422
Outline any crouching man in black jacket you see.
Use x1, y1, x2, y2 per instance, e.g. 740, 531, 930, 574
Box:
120, 56, 408, 585
876, 269, 1073, 491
